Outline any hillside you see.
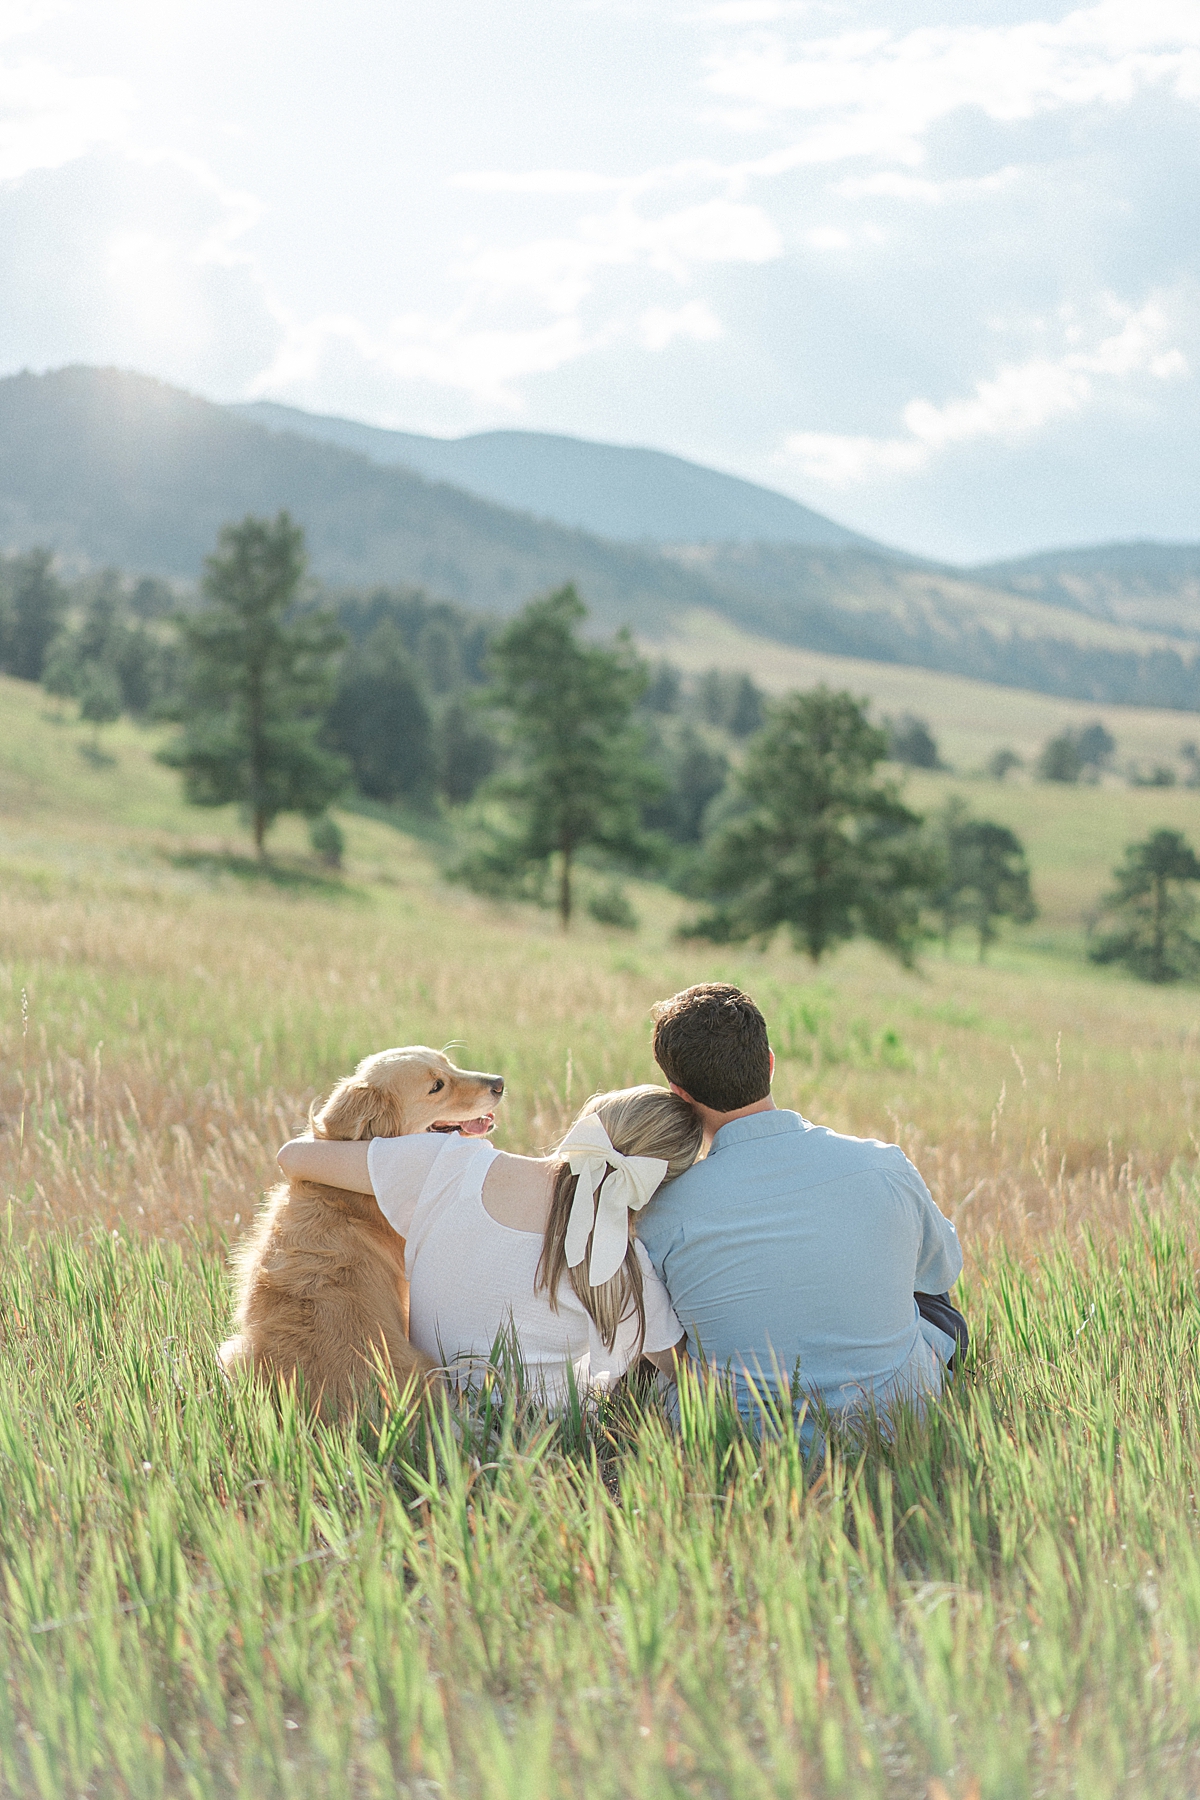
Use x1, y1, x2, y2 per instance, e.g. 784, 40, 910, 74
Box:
974, 541, 1200, 638
233, 400, 876, 549
3, 366, 1200, 713
663, 543, 1200, 709
658, 609, 1200, 773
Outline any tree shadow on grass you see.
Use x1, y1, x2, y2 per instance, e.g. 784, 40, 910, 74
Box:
78, 742, 117, 768
166, 849, 366, 899
337, 792, 456, 848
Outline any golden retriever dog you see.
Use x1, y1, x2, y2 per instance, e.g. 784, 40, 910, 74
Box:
219, 1046, 504, 1416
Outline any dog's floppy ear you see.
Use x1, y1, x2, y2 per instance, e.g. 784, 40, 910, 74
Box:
314, 1076, 404, 1142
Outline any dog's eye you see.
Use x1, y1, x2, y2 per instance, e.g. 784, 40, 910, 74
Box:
430, 1079, 445, 1094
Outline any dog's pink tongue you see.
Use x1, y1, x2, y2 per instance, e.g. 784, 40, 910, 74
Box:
458, 1116, 493, 1137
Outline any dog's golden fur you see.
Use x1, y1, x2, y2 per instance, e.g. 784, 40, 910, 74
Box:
219, 1046, 503, 1416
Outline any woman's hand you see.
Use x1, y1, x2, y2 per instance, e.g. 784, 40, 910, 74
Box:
277, 1137, 374, 1193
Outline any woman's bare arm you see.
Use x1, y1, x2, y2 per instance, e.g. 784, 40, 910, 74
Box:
277, 1137, 373, 1193
644, 1336, 686, 1379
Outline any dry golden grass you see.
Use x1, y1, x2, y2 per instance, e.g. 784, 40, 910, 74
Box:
2, 836, 1198, 1292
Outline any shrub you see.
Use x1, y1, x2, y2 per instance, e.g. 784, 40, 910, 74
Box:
987, 747, 1022, 782
1037, 733, 1084, 783
308, 813, 345, 869
586, 881, 638, 930
886, 713, 941, 769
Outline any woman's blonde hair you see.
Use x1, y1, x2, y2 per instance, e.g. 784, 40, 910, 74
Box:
536, 1085, 702, 1353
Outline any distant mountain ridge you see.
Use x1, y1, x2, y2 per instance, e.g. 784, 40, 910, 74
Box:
232, 400, 878, 551
3, 365, 1200, 715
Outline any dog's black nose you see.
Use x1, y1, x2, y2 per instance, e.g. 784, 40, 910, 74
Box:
490, 1077, 505, 1097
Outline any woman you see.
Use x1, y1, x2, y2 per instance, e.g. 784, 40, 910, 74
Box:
277, 1085, 701, 1406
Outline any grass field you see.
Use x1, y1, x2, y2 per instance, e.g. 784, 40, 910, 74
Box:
4, 672, 1200, 1796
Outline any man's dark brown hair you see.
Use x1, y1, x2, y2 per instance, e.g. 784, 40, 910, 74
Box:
650, 983, 771, 1112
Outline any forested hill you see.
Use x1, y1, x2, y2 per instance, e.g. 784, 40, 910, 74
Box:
0, 367, 729, 637
3, 365, 1200, 713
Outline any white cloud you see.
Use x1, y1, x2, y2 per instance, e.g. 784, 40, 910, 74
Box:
253, 291, 726, 415
0, 2, 70, 50
834, 167, 1023, 205
449, 168, 625, 196
805, 225, 851, 250
704, 2, 1200, 162
783, 295, 1191, 484
699, 3, 808, 21
637, 299, 722, 350
458, 197, 781, 318
643, 197, 783, 267
2, 0, 1198, 554
250, 309, 613, 413
0, 55, 129, 180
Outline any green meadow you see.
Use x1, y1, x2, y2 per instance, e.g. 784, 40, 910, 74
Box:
3, 671, 1200, 1797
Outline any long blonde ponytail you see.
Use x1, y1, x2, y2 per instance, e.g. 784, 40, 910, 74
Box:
536, 1086, 701, 1351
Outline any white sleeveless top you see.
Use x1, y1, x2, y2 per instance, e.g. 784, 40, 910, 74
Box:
368, 1133, 683, 1407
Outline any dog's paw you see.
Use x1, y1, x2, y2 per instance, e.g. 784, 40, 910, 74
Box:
217, 1336, 246, 1379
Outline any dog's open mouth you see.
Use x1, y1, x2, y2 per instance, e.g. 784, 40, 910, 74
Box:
427, 1113, 496, 1137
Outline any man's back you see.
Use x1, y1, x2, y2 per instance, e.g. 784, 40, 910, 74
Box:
637, 1109, 962, 1414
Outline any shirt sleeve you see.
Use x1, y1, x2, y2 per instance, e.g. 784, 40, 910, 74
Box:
633, 1240, 685, 1353
367, 1134, 447, 1238
635, 1191, 684, 1284
900, 1157, 964, 1293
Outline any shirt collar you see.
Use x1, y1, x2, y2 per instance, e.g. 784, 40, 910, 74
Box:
708, 1109, 806, 1155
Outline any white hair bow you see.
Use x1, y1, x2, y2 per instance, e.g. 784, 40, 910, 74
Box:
557, 1114, 669, 1287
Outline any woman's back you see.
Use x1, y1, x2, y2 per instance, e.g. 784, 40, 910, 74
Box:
368, 1132, 680, 1404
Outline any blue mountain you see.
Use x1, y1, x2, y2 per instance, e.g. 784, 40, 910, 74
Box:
232, 401, 878, 551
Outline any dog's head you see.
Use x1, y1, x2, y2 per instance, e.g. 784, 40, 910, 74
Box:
312, 1046, 505, 1143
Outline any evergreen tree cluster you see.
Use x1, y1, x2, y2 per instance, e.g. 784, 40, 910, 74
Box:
1036, 722, 1115, 783
13, 516, 1200, 987
323, 589, 498, 807
0, 553, 179, 717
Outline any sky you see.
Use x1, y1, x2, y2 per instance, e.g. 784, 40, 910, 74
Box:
1, 0, 1198, 563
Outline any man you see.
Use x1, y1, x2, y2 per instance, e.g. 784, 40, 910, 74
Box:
638, 982, 966, 1426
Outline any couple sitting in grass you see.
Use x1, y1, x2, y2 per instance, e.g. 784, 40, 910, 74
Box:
281, 983, 965, 1428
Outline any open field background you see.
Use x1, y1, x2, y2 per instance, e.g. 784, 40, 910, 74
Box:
6, 670, 1200, 1251
4, 672, 1200, 1795
660, 609, 1200, 774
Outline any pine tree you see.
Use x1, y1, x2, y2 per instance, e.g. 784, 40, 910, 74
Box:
6, 549, 66, 681
686, 686, 934, 964
161, 514, 347, 856
1090, 829, 1200, 982
78, 665, 122, 755
456, 586, 660, 927
323, 622, 435, 803
932, 800, 1036, 960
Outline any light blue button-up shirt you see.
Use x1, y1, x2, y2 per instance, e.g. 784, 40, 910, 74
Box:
637, 1109, 963, 1420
